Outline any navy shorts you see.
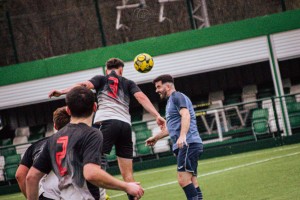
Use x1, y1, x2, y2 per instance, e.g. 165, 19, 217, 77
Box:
174, 143, 203, 176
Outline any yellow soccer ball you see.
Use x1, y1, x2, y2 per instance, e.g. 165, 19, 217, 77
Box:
134, 53, 154, 73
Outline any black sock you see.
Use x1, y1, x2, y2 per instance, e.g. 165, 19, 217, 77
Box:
195, 187, 203, 200
127, 194, 135, 200
183, 183, 198, 200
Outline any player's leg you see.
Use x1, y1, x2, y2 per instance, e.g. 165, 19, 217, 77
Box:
97, 120, 118, 200
98, 120, 117, 155
177, 172, 197, 200
118, 157, 136, 200
191, 143, 203, 200
176, 145, 198, 200
117, 157, 134, 182
192, 176, 203, 200
115, 121, 135, 200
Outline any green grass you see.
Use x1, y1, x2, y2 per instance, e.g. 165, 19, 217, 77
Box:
2, 143, 300, 200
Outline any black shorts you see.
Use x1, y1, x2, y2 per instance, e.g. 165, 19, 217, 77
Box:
99, 119, 133, 159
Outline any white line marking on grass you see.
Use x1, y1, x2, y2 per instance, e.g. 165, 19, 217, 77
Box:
198, 151, 300, 177
110, 151, 300, 198
115, 144, 300, 179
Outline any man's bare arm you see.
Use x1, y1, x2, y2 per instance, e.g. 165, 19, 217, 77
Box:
15, 165, 29, 198
177, 108, 190, 149
26, 167, 46, 200
145, 128, 169, 146
84, 163, 144, 198
48, 81, 94, 98
134, 91, 166, 128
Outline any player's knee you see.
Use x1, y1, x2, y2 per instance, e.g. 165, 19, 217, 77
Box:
178, 179, 190, 187
15, 170, 21, 180
177, 174, 191, 188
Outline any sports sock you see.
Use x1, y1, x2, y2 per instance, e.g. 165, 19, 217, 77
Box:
195, 187, 203, 200
183, 183, 198, 200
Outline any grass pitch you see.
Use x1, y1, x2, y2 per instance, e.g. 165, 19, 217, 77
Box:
2, 143, 300, 200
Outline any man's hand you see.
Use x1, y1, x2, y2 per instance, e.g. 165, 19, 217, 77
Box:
176, 135, 187, 149
156, 116, 166, 129
145, 136, 157, 146
125, 182, 144, 199
48, 90, 63, 98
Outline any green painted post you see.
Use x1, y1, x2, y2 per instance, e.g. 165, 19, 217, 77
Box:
6, 11, 19, 64
93, 0, 107, 47
267, 35, 290, 136
186, 0, 196, 29
102, 65, 106, 75
271, 96, 283, 143
280, 0, 286, 12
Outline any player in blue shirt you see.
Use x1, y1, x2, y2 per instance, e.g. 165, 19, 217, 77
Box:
146, 74, 203, 200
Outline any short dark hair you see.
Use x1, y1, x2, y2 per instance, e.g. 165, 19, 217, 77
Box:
53, 107, 70, 130
66, 86, 95, 118
106, 58, 124, 70
153, 74, 174, 84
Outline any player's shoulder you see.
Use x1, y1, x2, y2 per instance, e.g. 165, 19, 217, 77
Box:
81, 127, 103, 142
90, 127, 102, 136
172, 91, 185, 99
93, 74, 105, 78
77, 124, 102, 136
90, 74, 106, 82
172, 91, 191, 104
119, 75, 134, 83
30, 137, 48, 149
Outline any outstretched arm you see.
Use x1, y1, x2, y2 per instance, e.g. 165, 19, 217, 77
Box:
134, 91, 166, 128
146, 127, 169, 146
84, 163, 144, 198
48, 80, 95, 98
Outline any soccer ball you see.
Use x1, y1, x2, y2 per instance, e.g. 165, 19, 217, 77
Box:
134, 53, 154, 73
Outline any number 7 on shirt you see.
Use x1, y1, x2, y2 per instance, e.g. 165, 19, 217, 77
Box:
56, 136, 68, 176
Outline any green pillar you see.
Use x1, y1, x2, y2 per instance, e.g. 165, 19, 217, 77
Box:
267, 35, 291, 136
280, 0, 286, 12
186, 0, 196, 29
6, 11, 19, 63
94, 0, 107, 47
102, 65, 106, 75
